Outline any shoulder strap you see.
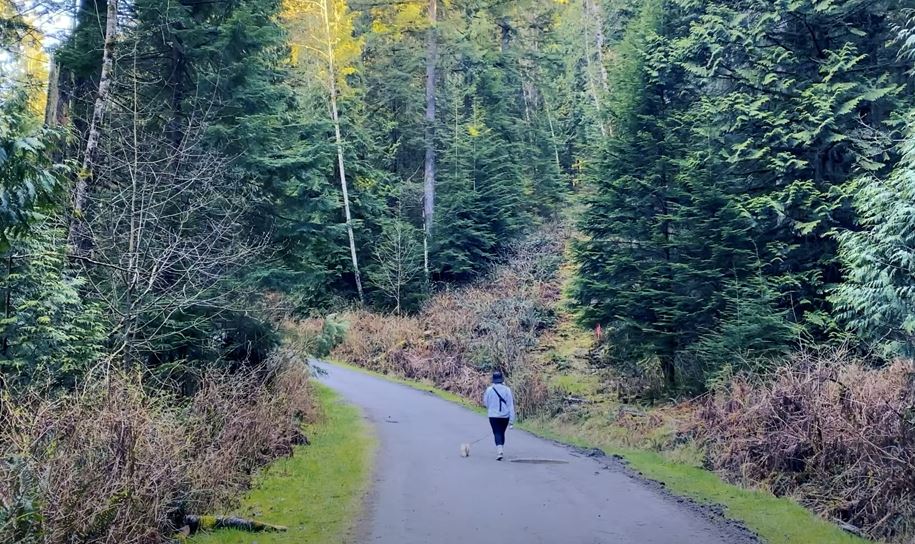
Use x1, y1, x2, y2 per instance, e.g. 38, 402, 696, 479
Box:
491, 385, 507, 411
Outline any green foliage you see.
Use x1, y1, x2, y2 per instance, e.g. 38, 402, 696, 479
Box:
833, 116, 915, 356
298, 315, 348, 358
432, 0, 541, 280
435, 97, 526, 279
12, 0, 914, 394
0, 223, 106, 387
688, 276, 800, 388
679, 0, 910, 335
0, 88, 103, 388
0, 92, 64, 251
574, 0, 915, 390
574, 0, 759, 389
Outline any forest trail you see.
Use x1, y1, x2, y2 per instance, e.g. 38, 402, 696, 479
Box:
314, 362, 758, 544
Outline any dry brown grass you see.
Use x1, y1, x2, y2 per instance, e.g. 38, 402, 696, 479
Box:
695, 349, 915, 541
0, 351, 316, 544
326, 226, 568, 416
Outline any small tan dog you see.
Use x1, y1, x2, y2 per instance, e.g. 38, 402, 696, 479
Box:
460, 443, 471, 457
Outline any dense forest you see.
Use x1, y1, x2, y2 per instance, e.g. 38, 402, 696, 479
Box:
3, 0, 915, 390
3, 0, 915, 541
2, 0, 578, 387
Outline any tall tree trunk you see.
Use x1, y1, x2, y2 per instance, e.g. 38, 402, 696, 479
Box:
69, 0, 118, 253
544, 96, 563, 176
422, 0, 438, 281
2, 253, 12, 358
44, 57, 60, 127
584, 0, 610, 93
581, 0, 607, 137
323, 0, 364, 303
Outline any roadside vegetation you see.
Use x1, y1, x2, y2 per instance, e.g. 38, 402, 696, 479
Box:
4, 0, 915, 542
0, 354, 316, 543
190, 385, 374, 544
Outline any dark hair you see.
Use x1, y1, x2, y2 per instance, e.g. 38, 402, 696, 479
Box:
492, 371, 504, 384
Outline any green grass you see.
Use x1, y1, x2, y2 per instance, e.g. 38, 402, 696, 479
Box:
549, 373, 600, 396
189, 384, 374, 544
328, 360, 868, 544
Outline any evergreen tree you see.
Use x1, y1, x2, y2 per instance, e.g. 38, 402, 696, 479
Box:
688, 275, 799, 387
573, 0, 694, 387
573, 0, 783, 389
680, 0, 913, 336
1, 85, 104, 388
433, 19, 529, 280
575, 0, 915, 390
435, 94, 524, 279
833, 116, 915, 356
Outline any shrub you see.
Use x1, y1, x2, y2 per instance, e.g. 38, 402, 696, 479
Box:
695, 350, 915, 541
328, 227, 568, 414
0, 353, 316, 544
284, 314, 348, 358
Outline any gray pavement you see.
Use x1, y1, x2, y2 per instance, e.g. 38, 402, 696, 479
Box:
315, 362, 757, 544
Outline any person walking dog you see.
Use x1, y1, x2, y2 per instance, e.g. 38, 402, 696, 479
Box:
483, 371, 516, 460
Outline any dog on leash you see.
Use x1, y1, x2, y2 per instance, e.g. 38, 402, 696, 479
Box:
460, 443, 471, 457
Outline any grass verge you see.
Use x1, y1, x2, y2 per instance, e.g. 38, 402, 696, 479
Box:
326, 360, 867, 544
189, 384, 374, 544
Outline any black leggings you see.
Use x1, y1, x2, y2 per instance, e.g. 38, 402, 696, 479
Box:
489, 417, 510, 446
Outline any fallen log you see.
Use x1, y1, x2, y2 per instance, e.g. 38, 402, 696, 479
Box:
178, 515, 288, 536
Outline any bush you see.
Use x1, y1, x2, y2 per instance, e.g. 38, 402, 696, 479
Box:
327, 227, 566, 414
695, 350, 915, 541
284, 314, 348, 358
0, 353, 316, 544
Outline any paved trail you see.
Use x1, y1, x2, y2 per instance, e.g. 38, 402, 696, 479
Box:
315, 362, 757, 544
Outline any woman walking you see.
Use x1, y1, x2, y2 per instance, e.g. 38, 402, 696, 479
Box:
483, 371, 516, 460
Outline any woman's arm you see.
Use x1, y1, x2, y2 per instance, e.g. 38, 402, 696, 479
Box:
508, 388, 516, 423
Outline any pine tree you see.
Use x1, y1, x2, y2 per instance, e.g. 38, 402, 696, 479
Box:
573, 0, 691, 387
572, 0, 771, 389
434, 95, 520, 279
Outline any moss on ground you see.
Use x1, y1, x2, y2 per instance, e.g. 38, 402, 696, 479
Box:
549, 373, 600, 396
189, 384, 374, 544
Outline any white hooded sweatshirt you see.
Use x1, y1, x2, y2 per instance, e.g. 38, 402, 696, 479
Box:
483, 383, 516, 422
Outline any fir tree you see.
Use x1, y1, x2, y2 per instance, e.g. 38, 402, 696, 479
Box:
573, 0, 692, 387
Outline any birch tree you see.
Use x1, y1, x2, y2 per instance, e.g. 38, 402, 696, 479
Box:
581, 0, 608, 137
69, 0, 118, 253
284, 0, 365, 303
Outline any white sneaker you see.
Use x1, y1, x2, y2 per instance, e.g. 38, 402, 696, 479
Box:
497, 447, 504, 461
